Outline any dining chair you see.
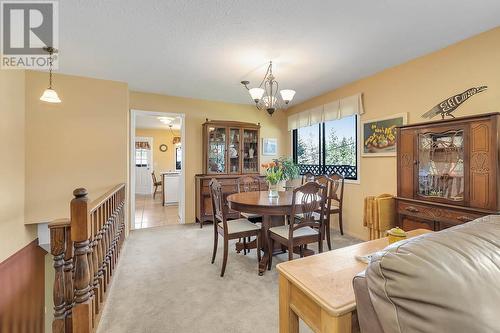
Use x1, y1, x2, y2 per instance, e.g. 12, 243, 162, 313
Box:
301, 172, 315, 184
237, 176, 262, 220
312, 175, 338, 249
151, 171, 162, 199
268, 181, 326, 267
236, 175, 262, 254
328, 173, 345, 235
209, 178, 262, 277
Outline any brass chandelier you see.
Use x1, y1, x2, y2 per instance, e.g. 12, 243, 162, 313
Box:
241, 61, 295, 115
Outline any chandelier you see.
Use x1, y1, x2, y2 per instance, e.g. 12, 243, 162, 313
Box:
40, 46, 61, 103
241, 61, 295, 115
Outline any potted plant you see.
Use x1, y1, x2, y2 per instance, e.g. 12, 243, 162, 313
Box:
262, 157, 299, 197
278, 157, 300, 188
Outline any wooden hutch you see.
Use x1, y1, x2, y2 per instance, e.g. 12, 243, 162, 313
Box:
195, 120, 266, 226
396, 113, 500, 231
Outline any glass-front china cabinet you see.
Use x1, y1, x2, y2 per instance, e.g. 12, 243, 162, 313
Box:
396, 113, 500, 232
196, 120, 264, 226
203, 120, 260, 175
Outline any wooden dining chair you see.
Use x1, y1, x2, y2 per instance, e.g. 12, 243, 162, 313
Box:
301, 172, 315, 184
236, 176, 262, 254
209, 178, 262, 277
151, 171, 162, 199
268, 182, 326, 267
328, 173, 345, 235
314, 175, 335, 250
237, 176, 262, 221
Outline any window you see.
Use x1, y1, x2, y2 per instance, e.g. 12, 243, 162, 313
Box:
135, 149, 148, 167
175, 147, 182, 170
293, 115, 358, 180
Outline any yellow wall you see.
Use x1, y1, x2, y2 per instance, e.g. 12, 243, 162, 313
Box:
22, 70, 287, 229
286, 27, 500, 239
135, 128, 181, 173
0, 70, 36, 262
130, 92, 289, 223
25, 71, 129, 223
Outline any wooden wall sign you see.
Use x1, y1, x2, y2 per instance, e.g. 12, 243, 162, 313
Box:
422, 86, 487, 119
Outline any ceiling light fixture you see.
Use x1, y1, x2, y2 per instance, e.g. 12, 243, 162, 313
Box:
158, 116, 174, 124
40, 47, 61, 103
241, 61, 295, 116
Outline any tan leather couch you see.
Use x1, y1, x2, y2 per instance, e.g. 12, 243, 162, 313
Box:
353, 215, 500, 333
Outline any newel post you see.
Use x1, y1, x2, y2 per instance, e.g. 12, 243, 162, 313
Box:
71, 188, 92, 333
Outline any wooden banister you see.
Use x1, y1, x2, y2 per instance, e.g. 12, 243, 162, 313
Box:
50, 184, 126, 333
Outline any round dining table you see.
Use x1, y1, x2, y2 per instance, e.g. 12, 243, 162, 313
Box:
227, 190, 314, 275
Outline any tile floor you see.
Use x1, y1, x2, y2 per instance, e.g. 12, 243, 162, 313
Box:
134, 194, 180, 229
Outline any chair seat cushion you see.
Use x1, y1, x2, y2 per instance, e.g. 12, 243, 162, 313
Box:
241, 212, 262, 219
269, 225, 318, 239
218, 218, 261, 234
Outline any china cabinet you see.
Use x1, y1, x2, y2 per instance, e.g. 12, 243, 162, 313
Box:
196, 120, 266, 226
396, 113, 499, 231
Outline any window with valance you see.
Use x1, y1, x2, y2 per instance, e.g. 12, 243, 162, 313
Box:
289, 93, 364, 180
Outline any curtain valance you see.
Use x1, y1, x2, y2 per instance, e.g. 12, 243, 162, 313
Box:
288, 93, 364, 131
135, 141, 151, 150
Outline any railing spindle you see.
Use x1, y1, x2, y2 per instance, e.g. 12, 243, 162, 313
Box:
64, 225, 74, 333
91, 211, 100, 315
50, 221, 68, 333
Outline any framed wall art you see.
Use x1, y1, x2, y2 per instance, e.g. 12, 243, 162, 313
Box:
361, 113, 407, 157
262, 138, 277, 156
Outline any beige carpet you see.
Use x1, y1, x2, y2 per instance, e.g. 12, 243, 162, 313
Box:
97, 224, 361, 333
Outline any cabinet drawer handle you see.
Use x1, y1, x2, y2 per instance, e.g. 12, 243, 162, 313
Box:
456, 215, 474, 222
405, 206, 419, 213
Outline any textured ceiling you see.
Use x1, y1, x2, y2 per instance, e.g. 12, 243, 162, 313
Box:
58, 0, 500, 104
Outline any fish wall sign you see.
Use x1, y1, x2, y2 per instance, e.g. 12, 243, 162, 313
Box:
422, 86, 488, 119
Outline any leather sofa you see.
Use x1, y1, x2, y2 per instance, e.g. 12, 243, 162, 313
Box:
353, 215, 500, 333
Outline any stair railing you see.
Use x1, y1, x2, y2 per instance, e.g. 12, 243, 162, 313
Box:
49, 183, 126, 333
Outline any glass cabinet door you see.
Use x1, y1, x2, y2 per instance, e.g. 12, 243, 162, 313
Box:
417, 129, 465, 202
243, 129, 259, 173
207, 126, 227, 174
228, 128, 241, 174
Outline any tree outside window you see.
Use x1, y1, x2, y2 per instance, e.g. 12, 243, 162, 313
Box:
293, 115, 358, 180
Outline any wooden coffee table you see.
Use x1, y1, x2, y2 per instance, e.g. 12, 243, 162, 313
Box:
277, 229, 431, 333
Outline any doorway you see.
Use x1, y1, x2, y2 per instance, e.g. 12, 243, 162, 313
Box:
130, 110, 186, 230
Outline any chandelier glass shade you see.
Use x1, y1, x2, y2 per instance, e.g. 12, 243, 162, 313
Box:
241, 61, 295, 115
40, 47, 61, 104
40, 88, 61, 103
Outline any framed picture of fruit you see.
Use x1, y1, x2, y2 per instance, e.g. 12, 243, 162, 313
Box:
361, 113, 407, 157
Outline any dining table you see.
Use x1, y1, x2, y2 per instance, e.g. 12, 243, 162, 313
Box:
227, 190, 315, 275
